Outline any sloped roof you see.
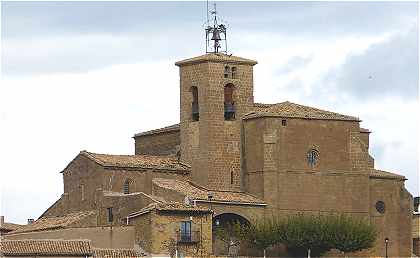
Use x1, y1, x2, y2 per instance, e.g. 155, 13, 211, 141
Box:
81, 151, 190, 172
360, 128, 371, 133
175, 53, 258, 66
0, 239, 92, 256
93, 248, 145, 258
128, 201, 211, 218
369, 169, 406, 180
10, 211, 96, 234
0, 221, 22, 232
134, 123, 180, 137
152, 178, 266, 206
245, 101, 360, 121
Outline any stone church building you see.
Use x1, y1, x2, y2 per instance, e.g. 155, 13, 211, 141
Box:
4, 14, 413, 257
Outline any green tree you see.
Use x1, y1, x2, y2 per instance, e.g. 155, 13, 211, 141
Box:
281, 214, 333, 257
328, 214, 377, 255
244, 217, 279, 258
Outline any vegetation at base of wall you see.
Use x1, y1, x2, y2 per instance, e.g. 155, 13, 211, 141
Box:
214, 220, 247, 255
327, 214, 377, 254
214, 213, 377, 257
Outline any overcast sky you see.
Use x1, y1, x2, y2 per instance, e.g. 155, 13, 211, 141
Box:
1, 1, 419, 224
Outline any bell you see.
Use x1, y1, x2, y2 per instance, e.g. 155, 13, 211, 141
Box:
211, 29, 221, 41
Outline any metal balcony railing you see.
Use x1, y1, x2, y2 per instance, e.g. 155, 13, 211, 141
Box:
176, 231, 200, 244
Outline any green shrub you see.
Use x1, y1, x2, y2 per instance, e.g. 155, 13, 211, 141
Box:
239, 213, 377, 257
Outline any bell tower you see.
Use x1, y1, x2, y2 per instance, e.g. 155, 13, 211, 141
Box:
175, 5, 257, 191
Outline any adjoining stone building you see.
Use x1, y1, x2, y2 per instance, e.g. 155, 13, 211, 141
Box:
4, 11, 413, 257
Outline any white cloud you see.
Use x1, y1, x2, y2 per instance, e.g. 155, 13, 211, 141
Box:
0, 60, 180, 223
1, 2, 418, 224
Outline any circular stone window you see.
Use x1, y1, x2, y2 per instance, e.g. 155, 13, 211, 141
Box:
375, 201, 385, 214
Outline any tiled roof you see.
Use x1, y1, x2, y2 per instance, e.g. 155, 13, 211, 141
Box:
253, 103, 275, 112
156, 202, 211, 213
152, 178, 266, 205
128, 201, 211, 218
0, 222, 22, 232
369, 169, 406, 180
245, 101, 359, 121
81, 151, 190, 172
93, 248, 145, 257
134, 123, 180, 137
360, 128, 371, 133
175, 53, 258, 66
0, 239, 92, 256
10, 211, 96, 234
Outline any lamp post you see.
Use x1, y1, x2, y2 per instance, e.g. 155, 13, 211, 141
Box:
208, 192, 214, 255
385, 238, 389, 258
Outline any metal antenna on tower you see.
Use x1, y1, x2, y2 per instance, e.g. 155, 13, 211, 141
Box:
205, 2, 227, 54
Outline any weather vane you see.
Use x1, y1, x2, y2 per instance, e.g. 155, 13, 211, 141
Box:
205, 2, 228, 54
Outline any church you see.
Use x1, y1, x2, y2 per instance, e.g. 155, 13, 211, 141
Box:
3, 8, 413, 258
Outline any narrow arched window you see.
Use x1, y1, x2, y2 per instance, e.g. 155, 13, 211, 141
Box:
123, 179, 131, 194
224, 84, 235, 120
224, 66, 231, 78
230, 171, 234, 184
191, 86, 199, 121
231, 67, 237, 79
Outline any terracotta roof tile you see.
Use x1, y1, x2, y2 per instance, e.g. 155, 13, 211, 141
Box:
369, 169, 406, 180
128, 201, 211, 218
93, 248, 145, 257
152, 178, 266, 205
175, 53, 257, 66
156, 202, 211, 213
134, 123, 180, 137
0, 239, 92, 256
245, 101, 359, 121
81, 151, 190, 172
11, 211, 96, 234
0, 222, 22, 232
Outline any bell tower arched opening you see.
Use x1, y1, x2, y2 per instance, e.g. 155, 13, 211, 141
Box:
224, 83, 235, 120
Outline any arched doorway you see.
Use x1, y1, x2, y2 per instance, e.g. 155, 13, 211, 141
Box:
212, 213, 250, 256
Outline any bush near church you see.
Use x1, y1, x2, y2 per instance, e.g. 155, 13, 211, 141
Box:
216, 213, 377, 257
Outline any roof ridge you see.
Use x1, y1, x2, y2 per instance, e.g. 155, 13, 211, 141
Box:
78, 151, 190, 171
245, 100, 359, 121
134, 123, 180, 137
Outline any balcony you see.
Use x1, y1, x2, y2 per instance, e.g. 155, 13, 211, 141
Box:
176, 230, 200, 244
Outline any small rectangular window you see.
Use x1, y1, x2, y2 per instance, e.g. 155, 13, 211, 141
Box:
282, 119, 287, 126
107, 207, 113, 223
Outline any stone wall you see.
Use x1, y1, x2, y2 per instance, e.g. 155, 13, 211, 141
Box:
413, 214, 420, 256
179, 60, 255, 191
42, 153, 189, 221
134, 131, 180, 156
242, 116, 411, 256
130, 210, 212, 257
369, 179, 412, 257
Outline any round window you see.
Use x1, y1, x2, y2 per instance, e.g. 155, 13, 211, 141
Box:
375, 201, 385, 214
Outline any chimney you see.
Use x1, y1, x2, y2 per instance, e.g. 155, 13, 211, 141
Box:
0, 216, 4, 225
27, 218, 34, 224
